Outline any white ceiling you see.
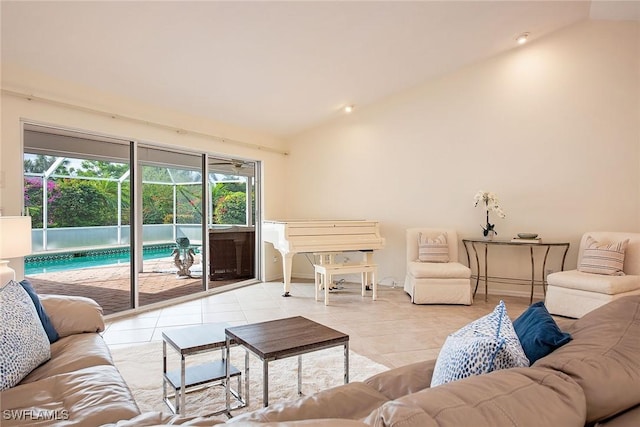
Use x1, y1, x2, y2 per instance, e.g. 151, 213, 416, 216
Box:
1, 1, 637, 138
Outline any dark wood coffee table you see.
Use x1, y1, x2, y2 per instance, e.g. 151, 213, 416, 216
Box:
224, 316, 349, 407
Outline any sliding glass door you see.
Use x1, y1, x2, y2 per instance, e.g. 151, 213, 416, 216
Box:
22, 123, 260, 315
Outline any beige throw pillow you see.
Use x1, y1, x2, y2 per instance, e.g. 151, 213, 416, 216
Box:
578, 236, 628, 276
418, 232, 449, 263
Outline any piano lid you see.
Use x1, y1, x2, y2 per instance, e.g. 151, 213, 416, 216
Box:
263, 219, 384, 253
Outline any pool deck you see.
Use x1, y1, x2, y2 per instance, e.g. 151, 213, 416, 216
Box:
27, 257, 242, 315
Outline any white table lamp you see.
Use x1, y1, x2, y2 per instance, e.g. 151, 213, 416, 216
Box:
0, 216, 32, 285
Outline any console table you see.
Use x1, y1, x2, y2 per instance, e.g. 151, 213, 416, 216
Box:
462, 239, 570, 303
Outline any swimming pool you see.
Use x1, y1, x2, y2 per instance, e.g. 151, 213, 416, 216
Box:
25, 244, 183, 275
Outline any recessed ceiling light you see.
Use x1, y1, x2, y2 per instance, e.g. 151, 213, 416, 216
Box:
344, 105, 354, 114
516, 32, 529, 45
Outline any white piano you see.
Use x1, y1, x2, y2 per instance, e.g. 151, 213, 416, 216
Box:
263, 219, 385, 296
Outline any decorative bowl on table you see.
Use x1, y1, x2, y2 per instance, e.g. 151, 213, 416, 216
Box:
517, 233, 538, 239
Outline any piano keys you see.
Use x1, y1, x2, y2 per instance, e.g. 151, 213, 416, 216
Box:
263, 219, 385, 296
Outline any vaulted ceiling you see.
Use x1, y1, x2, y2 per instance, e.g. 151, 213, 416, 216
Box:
2, 1, 638, 138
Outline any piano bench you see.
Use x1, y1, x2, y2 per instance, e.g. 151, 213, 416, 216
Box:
314, 263, 378, 305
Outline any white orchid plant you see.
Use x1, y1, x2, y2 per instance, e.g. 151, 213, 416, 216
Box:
474, 190, 506, 237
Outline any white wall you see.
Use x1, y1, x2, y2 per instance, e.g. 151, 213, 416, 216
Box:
285, 20, 640, 297
3, 20, 638, 297
0, 64, 289, 281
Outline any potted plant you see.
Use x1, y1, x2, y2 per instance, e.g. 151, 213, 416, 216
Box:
474, 191, 506, 240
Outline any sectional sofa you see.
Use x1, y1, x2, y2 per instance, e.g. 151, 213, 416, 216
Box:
219, 295, 640, 427
2, 287, 639, 426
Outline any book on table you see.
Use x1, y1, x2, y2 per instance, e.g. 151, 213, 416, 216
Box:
511, 237, 541, 243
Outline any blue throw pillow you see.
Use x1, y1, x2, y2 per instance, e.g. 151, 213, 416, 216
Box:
19, 279, 59, 343
513, 301, 571, 364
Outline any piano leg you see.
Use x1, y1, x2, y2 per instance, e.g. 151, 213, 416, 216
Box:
362, 251, 374, 291
282, 253, 294, 297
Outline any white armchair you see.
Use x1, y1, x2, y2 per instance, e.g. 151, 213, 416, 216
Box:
404, 228, 472, 305
545, 231, 640, 318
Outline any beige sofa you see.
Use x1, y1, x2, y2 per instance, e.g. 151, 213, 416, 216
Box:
4, 293, 639, 427
0, 293, 222, 427
0, 294, 144, 426
216, 295, 640, 427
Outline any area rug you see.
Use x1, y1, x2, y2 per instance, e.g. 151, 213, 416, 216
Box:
111, 340, 389, 418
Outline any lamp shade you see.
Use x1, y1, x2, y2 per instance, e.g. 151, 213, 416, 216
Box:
0, 216, 32, 259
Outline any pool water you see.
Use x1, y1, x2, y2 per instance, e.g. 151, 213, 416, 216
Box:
25, 246, 179, 275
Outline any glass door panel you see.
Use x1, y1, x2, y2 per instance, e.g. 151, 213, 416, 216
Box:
207, 157, 257, 287
23, 132, 133, 315
138, 146, 204, 307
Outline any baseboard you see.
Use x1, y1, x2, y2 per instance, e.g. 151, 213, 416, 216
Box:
269, 275, 539, 300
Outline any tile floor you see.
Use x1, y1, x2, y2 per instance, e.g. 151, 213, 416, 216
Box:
103, 280, 532, 368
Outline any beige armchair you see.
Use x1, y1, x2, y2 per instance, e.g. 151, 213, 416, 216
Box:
404, 228, 472, 305
545, 231, 640, 318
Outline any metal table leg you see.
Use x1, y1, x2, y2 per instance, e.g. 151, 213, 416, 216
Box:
529, 246, 535, 304
179, 354, 186, 414
263, 360, 269, 407
225, 336, 231, 412
244, 349, 250, 407
162, 340, 168, 406
540, 245, 551, 299
344, 341, 350, 384
297, 355, 302, 396
468, 241, 481, 298
483, 243, 488, 301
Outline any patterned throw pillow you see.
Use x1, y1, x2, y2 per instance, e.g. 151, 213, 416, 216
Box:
0, 280, 51, 390
418, 232, 449, 263
578, 236, 628, 276
430, 300, 529, 387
